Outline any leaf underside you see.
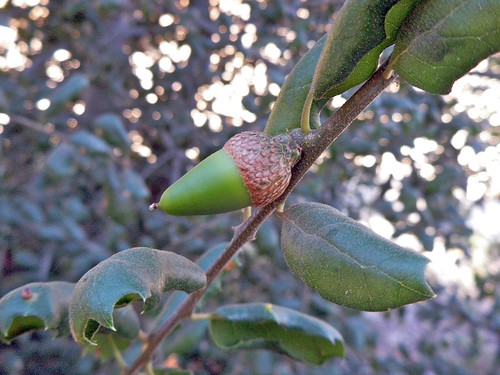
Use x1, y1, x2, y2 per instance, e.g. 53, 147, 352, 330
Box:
264, 35, 329, 135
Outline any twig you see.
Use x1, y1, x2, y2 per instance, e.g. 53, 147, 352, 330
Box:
9, 114, 64, 138
125, 60, 396, 375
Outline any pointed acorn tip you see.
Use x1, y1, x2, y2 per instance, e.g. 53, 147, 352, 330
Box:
149, 203, 158, 211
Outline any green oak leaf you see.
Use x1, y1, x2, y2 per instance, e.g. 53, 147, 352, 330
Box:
310, 0, 420, 100
280, 203, 435, 311
389, 0, 500, 94
209, 303, 344, 365
0, 282, 75, 343
69, 247, 206, 345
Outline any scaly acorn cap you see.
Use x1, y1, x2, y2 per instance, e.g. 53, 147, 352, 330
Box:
151, 131, 301, 216
223, 131, 301, 207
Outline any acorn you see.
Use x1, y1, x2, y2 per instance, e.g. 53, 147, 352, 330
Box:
150, 131, 301, 216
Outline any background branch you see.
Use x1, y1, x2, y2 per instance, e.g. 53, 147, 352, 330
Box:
125, 60, 396, 375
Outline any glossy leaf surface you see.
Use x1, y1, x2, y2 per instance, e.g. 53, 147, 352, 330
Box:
310, 0, 419, 99
280, 203, 434, 311
209, 303, 344, 365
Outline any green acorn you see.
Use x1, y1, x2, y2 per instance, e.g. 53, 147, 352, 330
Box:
150, 131, 301, 216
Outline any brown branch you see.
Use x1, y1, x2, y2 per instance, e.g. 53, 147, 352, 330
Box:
125, 60, 396, 375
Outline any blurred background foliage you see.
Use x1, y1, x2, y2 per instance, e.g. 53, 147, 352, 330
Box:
0, 0, 498, 374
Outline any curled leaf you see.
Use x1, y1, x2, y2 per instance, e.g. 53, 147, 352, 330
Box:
69, 247, 206, 345
264, 35, 329, 135
0, 282, 75, 343
310, 0, 420, 99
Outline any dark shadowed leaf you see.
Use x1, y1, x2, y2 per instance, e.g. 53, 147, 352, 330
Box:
390, 0, 500, 94
69, 247, 206, 345
209, 303, 344, 365
0, 282, 75, 343
280, 203, 434, 311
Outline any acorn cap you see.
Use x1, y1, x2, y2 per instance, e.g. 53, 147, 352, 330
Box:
152, 131, 301, 216
223, 131, 300, 207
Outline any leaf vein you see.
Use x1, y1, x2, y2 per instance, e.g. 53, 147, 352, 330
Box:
286, 217, 431, 298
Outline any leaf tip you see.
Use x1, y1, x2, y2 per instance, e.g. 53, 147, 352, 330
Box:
101, 316, 115, 330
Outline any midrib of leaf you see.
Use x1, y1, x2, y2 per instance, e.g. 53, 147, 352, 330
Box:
282, 83, 313, 95
284, 216, 433, 298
